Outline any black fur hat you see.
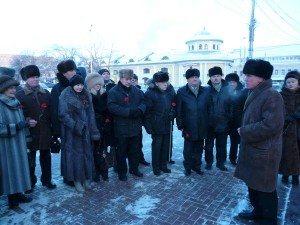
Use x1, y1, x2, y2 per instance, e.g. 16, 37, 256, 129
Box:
20, 65, 40, 81
153, 71, 169, 83
185, 68, 200, 79
98, 69, 110, 75
243, 59, 273, 80
57, 60, 77, 74
208, 66, 223, 77
225, 73, 239, 82
119, 69, 134, 79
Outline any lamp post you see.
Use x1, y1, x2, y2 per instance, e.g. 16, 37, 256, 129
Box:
89, 24, 93, 72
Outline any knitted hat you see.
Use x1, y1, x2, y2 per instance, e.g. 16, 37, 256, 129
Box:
20, 65, 40, 81
284, 70, 300, 81
85, 73, 104, 91
153, 71, 169, 82
98, 69, 110, 75
243, 59, 273, 80
119, 69, 134, 79
57, 60, 77, 74
185, 68, 200, 79
208, 66, 223, 77
225, 73, 240, 82
0, 67, 16, 77
69, 75, 84, 87
0, 75, 20, 93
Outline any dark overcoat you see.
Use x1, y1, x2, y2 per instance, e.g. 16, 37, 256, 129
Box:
15, 84, 52, 150
144, 82, 176, 134
107, 82, 146, 138
234, 79, 284, 192
176, 84, 210, 140
279, 88, 300, 175
59, 87, 100, 181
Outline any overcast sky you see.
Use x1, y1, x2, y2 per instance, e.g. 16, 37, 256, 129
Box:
1, 0, 300, 57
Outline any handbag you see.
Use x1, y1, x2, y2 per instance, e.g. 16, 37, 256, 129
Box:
103, 147, 117, 168
50, 136, 61, 153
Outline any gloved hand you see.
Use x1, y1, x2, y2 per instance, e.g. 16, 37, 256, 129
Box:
16, 121, 28, 130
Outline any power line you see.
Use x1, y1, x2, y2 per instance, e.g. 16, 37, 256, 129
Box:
213, 0, 249, 19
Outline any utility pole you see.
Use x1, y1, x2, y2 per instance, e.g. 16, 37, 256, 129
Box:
248, 0, 256, 59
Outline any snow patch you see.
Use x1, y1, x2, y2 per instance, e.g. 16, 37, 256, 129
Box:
125, 195, 160, 219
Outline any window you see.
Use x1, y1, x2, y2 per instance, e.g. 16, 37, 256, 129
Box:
274, 70, 278, 75
143, 68, 150, 74
217, 45, 219, 50
204, 44, 208, 50
161, 56, 169, 60
213, 44, 215, 50
282, 70, 285, 75
128, 58, 135, 63
161, 68, 168, 73
113, 70, 118, 75
192, 45, 194, 50
199, 44, 202, 50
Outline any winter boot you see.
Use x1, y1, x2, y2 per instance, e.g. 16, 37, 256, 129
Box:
84, 180, 92, 190
74, 181, 85, 192
8, 194, 19, 209
282, 175, 289, 184
292, 175, 299, 185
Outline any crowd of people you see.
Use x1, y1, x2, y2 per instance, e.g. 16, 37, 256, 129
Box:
0, 59, 299, 224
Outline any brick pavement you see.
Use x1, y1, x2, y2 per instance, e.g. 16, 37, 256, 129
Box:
0, 128, 299, 225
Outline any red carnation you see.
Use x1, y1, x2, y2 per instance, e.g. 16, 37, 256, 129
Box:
18, 105, 24, 109
82, 99, 88, 105
124, 96, 129, 102
185, 132, 190, 139
105, 118, 111, 123
41, 103, 47, 108
171, 102, 176, 107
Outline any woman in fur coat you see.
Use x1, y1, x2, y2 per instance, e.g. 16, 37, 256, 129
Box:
279, 70, 300, 185
0, 75, 32, 209
59, 75, 100, 192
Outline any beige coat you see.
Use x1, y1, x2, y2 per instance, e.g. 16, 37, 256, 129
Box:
234, 79, 284, 192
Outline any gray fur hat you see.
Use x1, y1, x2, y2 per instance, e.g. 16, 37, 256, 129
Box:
119, 69, 134, 79
0, 67, 16, 77
0, 75, 20, 93
85, 73, 104, 91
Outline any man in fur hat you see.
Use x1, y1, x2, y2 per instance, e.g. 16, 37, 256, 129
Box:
107, 69, 146, 181
176, 68, 210, 176
205, 66, 232, 171
235, 59, 284, 224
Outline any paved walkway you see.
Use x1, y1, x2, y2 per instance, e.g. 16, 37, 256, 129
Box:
1, 128, 299, 225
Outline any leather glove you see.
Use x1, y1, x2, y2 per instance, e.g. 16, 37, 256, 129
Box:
16, 121, 28, 130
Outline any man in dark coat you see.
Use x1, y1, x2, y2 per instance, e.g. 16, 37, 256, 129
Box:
176, 68, 210, 176
98, 69, 115, 92
107, 69, 146, 181
235, 59, 284, 225
16, 65, 56, 192
144, 72, 176, 176
205, 66, 232, 171
225, 73, 245, 166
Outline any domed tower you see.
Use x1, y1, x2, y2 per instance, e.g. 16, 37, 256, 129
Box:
186, 27, 223, 53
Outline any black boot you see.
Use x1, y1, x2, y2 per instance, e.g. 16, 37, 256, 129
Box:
282, 175, 289, 184
100, 170, 109, 181
8, 194, 19, 209
292, 175, 299, 185
16, 193, 32, 203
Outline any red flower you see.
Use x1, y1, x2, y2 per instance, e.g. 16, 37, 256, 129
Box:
171, 102, 176, 107
82, 99, 88, 105
124, 96, 129, 102
41, 103, 47, 108
105, 118, 111, 123
18, 105, 24, 109
185, 133, 190, 139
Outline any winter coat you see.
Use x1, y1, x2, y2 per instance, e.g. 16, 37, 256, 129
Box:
279, 88, 300, 175
207, 80, 232, 132
50, 73, 69, 137
0, 94, 31, 195
107, 81, 146, 138
91, 91, 114, 147
16, 84, 52, 150
234, 79, 284, 192
59, 87, 100, 181
104, 79, 116, 92
176, 84, 210, 141
144, 82, 176, 134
